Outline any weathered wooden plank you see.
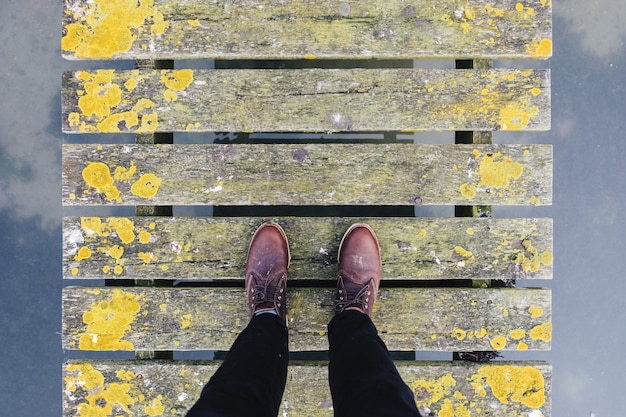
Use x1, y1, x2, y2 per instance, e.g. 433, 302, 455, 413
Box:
62, 287, 552, 351
62, 144, 553, 206
64, 217, 553, 280
62, 0, 552, 60
61, 69, 550, 133
63, 360, 551, 417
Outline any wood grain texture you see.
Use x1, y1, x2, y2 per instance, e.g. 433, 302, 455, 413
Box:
64, 217, 553, 280
61, 0, 552, 60
62, 287, 552, 351
62, 69, 550, 133
63, 360, 551, 416
62, 144, 553, 206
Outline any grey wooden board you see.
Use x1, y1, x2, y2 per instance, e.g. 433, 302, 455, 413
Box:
61, 69, 551, 133
62, 144, 553, 206
63, 360, 551, 416
64, 217, 553, 280
62, 287, 552, 351
62, 0, 553, 60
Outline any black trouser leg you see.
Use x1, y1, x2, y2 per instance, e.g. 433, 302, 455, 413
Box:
328, 311, 422, 417
186, 314, 289, 417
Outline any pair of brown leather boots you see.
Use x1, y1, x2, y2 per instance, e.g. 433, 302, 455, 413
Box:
245, 222, 381, 324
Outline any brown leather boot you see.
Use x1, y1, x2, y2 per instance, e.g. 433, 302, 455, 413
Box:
334, 223, 381, 316
245, 222, 290, 324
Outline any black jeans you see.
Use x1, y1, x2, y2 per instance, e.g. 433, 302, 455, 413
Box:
186, 311, 422, 417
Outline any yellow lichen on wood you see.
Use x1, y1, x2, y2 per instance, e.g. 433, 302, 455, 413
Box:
69, 71, 159, 133
527, 38, 553, 58
65, 363, 167, 417
529, 305, 544, 318
61, 0, 169, 58
490, 335, 507, 349
80, 160, 162, 202
79, 289, 141, 350
160, 70, 194, 91
529, 322, 552, 341
471, 365, 546, 408
82, 162, 121, 202
75, 246, 92, 261
131, 173, 162, 198
478, 152, 524, 188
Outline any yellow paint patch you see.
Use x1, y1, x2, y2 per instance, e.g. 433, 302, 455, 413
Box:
131, 173, 162, 198
304, 53, 317, 59
71, 267, 79, 276
471, 365, 546, 408
466, 227, 474, 235
160, 70, 194, 91
515, 3, 524, 11
79, 288, 140, 350
529, 322, 552, 341
517, 341, 529, 351
490, 335, 507, 349
75, 246, 92, 261
187, 19, 200, 26
61, 0, 170, 58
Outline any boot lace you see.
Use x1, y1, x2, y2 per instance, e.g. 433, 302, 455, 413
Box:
334, 273, 375, 313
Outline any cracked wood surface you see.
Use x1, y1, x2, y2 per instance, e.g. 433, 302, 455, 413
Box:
62, 287, 552, 352
62, 69, 550, 133
63, 360, 551, 417
64, 217, 553, 280
62, 0, 552, 60
63, 144, 553, 206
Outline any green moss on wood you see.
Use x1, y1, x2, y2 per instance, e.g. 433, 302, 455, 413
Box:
62, 287, 551, 351
62, 144, 553, 206
62, 0, 552, 60
62, 69, 551, 133
64, 216, 553, 280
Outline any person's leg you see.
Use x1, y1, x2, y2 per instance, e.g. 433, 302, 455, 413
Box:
328, 311, 421, 417
186, 313, 288, 417
186, 222, 291, 417
328, 224, 422, 417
